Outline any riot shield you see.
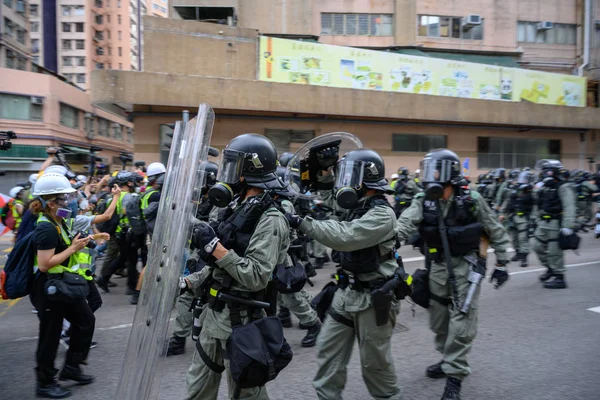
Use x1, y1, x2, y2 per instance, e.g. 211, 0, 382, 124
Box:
116, 104, 215, 400
284, 132, 362, 199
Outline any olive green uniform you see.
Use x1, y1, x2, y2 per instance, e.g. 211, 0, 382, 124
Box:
533, 183, 576, 275
299, 197, 402, 400
483, 182, 497, 206
396, 191, 510, 380
185, 206, 290, 400
493, 181, 509, 210
500, 191, 531, 255
576, 181, 598, 228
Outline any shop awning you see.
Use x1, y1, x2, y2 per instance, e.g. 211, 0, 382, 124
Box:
61, 145, 91, 154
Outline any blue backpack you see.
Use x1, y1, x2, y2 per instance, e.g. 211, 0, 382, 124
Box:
0, 231, 37, 299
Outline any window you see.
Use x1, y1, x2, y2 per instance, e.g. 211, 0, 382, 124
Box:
32, 56, 39, 64
30, 4, 38, 16
419, 15, 483, 40
94, 0, 102, 7
392, 134, 447, 152
16, 28, 25, 44
30, 21, 39, 33
77, 74, 86, 83
112, 123, 122, 139
517, 21, 576, 45
118, 46, 122, 56
4, 18, 13, 37
3, 0, 12, 8
96, 63, 104, 69
16, 55, 27, 70
63, 56, 72, 66
95, 30, 104, 40
5, 50, 15, 68
321, 13, 393, 36
118, 15, 122, 25
0, 93, 43, 121
95, 14, 103, 24
117, 0, 121, 7
160, 124, 174, 164
77, 56, 85, 66
75, 23, 84, 32
118, 31, 122, 40
62, 39, 72, 50
98, 118, 109, 136
61, 5, 70, 15
264, 129, 315, 153
62, 22, 71, 33
76, 39, 85, 49
31, 39, 40, 53
60, 103, 79, 129
96, 47, 104, 55
73, 6, 84, 16
477, 137, 561, 169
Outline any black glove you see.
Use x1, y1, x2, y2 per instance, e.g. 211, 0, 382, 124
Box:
191, 223, 219, 254
285, 213, 304, 230
489, 264, 509, 289
315, 146, 339, 169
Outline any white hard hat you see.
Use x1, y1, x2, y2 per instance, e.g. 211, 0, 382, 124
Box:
415, 169, 421, 174
44, 165, 68, 176
76, 175, 87, 183
29, 173, 39, 184
146, 162, 166, 177
32, 173, 76, 196
9, 186, 25, 198
390, 173, 399, 180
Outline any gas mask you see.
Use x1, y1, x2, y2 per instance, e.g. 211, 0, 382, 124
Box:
56, 208, 72, 218
335, 185, 367, 209
424, 183, 444, 201
208, 181, 249, 208
334, 160, 367, 209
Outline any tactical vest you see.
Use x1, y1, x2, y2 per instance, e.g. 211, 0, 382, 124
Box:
33, 215, 93, 281
394, 180, 406, 197
196, 197, 213, 222
419, 194, 482, 257
339, 195, 394, 274
217, 194, 278, 257
508, 189, 533, 215
576, 182, 591, 201
140, 188, 158, 211
12, 199, 23, 230
115, 192, 130, 233
538, 182, 563, 219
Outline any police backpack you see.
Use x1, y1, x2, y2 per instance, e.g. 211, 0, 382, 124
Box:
125, 194, 148, 236
0, 231, 37, 299
273, 262, 307, 293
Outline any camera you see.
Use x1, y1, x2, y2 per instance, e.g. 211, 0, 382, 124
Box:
73, 231, 97, 249
0, 130, 17, 151
119, 152, 133, 164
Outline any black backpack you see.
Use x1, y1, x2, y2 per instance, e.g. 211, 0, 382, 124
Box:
125, 194, 147, 236
273, 262, 307, 293
0, 231, 37, 299
227, 316, 293, 398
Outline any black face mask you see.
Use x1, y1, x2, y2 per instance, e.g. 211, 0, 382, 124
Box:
425, 183, 444, 200
208, 181, 248, 208
335, 185, 367, 209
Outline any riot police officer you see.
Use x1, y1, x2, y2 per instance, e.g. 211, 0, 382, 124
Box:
393, 166, 421, 217
575, 171, 599, 230
533, 160, 576, 289
184, 133, 291, 399
286, 147, 404, 400
397, 149, 511, 400
500, 171, 535, 267
492, 168, 508, 210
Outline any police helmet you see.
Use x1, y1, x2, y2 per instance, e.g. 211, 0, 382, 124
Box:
336, 148, 392, 193
509, 169, 520, 180
113, 171, 138, 186
420, 149, 461, 184
278, 152, 294, 168
535, 159, 564, 180
397, 167, 409, 178
493, 168, 506, 180
217, 133, 284, 190
200, 161, 219, 188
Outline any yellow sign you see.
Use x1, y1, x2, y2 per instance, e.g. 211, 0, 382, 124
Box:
258, 36, 587, 107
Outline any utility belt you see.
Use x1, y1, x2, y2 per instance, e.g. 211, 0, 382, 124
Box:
333, 268, 386, 292
541, 213, 562, 221
425, 246, 477, 264
514, 211, 530, 217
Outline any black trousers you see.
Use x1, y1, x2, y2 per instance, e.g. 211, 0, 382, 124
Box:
101, 234, 145, 290
31, 275, 95, 386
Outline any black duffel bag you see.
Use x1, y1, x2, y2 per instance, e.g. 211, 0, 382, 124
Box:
44, 272, 90, 302
409, 268, 430, 309
227, 316, 293, 398
558, 231, 580, 250
311, 281, 339, 322
273, 262, 307, 293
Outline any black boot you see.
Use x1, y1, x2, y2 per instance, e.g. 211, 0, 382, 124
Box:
426, 361, 446, 379
520, 253, 528, 268
36, 381, 71, 398
440, 377, 462, 400
59, 364, 94, 385
95, 277, 109, 293
314, 258, 325, 269
539, 269, 554, 282
304, 262, 317, 278
130, 290, 140, 305
510, 253, 522, 262
125, 287, 137, 296
301, 320, 321, 347
278, 307, 292, 328
298, 322, 311, 330
544, 274, 567, 289
166, 336, 186, 356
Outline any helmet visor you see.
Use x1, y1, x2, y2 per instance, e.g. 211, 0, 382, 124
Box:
335, 160, 364, 190
217, 149, 246, 184
517, 172, 532, 185
420, 158, 457, 183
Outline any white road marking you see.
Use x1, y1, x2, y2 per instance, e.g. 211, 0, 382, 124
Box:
509, 261, 600, 275
587, 306, 600, 314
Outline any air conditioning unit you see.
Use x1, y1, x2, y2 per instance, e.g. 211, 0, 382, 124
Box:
537, 21, 553, 30
462, 14, 482, 28
30, 96, 44, 105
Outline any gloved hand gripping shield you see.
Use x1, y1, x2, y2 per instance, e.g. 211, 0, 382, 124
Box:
116, 104, 215, 400
283, 132, 362, 200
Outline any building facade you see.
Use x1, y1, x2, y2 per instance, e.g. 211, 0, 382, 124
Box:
27, 0, 149, 90
0, 67, 134, 192
1, 0, 31, 71
90, 16, 600, 177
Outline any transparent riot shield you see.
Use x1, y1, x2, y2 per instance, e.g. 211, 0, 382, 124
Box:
116, 104, 215, 400
284, 132, 362, 199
